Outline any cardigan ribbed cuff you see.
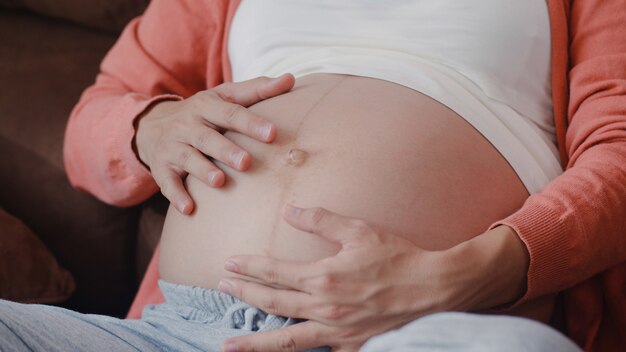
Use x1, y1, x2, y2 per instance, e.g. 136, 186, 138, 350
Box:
101, 92, 183, 206
489, 200, 571, 307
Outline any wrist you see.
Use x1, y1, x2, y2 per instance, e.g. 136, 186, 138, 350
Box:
133, 99, 178, 167
446, 225, 529, 311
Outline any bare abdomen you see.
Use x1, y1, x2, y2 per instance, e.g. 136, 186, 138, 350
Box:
158, 73, 545, 318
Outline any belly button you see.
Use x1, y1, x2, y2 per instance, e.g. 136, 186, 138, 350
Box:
286, 148, 308, 166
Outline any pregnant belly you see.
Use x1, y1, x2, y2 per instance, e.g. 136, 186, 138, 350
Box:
159, 74, 546, 318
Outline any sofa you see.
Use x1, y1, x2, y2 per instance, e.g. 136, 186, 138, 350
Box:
0, 0, 166, 318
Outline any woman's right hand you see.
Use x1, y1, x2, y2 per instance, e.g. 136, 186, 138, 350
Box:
134, 74, 295, 214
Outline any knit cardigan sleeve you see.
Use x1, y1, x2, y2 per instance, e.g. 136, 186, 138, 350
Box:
63, 0, 229, 206
492, 0, 626, 303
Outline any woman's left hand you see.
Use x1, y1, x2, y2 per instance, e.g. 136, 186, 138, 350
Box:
216, 205, 461, 352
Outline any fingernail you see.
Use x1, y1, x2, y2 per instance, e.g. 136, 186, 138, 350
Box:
208, 171, 220, 186
285, 204, 302, 218
224, 260, 238, 272
258, 123, 272, 140
178, 201, 190, 214
231, 151, 246, 168
222, 342, 238, 352
217, 279, 233, 294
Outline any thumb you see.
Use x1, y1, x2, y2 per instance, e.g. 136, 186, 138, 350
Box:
214, 73, 295, 107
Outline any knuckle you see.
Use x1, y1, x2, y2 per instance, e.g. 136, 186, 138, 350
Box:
223, 104, 244, 126
348, 219, 368, 233
255, 84, 270, 101
322, 303, 345, 321
214, 85, 236, 103
317, 274, 336, 292
234, 340, 256, 352
294, 273, 307, 288
204, 125, 222, 139
158, 180, 169, 195
276, 333, 297, 352
177, 150, 193, 170
246, 344, 260, 352
159, 180, 175, 200
309, 207, 327, 226
252, 75, 270, 86
197, 89, 219, 104
261, 295, 278, 314
261, 262, 278, 285
337, 326, 361, 340
232, 284, 245, 301
186, 96, 205, 114
245, 115, 258, 135
194, 131, 212, 149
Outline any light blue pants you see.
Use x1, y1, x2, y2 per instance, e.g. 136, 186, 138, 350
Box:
0, 280, 582, 352
361, 312, 582, 352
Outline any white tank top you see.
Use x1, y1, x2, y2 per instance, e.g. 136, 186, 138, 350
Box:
228, 0, 562, 193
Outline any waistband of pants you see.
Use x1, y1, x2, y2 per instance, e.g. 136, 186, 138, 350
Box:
158, 280, 240, 316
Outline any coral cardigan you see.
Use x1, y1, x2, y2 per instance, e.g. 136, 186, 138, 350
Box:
63, 1, 626, 351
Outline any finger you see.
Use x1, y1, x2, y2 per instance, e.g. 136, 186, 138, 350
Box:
177, 147, 225, 187
221, 320, 329, 352
214, 74, 295, 107
217, 278, 312, 319
208, 74, 295, 142
207, 100, 276, 142
282, 205, 361, 245
223, 255, 313, 292
152, 166, 194, 214
186, 127, 251, 171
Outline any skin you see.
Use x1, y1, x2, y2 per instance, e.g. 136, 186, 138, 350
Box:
134, 74, 296, 214
218, 205, 532, 352
144, 74, 540, 351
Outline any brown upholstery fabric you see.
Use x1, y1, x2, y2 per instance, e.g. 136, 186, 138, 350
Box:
0, 208, 75, 303
0, 0, 149, 33
0, 9, 141, 317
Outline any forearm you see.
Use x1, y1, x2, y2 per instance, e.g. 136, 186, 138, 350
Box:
63, 83, 174, 206
64, 0, 221, 205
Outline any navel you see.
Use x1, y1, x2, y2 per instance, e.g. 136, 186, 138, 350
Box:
286, 148, 308, 166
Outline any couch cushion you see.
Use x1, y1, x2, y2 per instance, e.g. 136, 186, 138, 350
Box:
0, 10, 141, 317
0, 0, 149, 33
0, 208, 75, 303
